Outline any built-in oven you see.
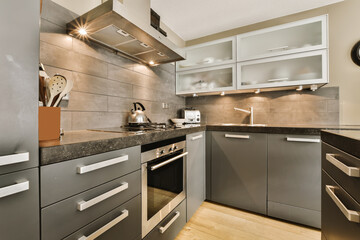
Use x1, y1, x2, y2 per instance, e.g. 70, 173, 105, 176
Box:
141, 136, 187, 238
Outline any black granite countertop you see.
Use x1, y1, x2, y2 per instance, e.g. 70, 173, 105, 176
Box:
40, 126, 206, 165
40, 124, 360, 165
321, 130, 360, 158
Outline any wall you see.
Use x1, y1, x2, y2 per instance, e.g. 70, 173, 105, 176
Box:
186, 87, 339, 125
40, 0, 185, 130
187, 0, 360, 125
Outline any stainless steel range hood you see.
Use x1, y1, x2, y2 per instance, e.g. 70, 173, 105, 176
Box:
66, 0, 185, 65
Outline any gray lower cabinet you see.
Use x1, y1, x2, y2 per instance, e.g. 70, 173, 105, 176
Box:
42, 170, 141, 240
0, 168, 39, 240
268, 134, 321, 228
41, 146, 140, 207
63, 195, 141, 240
143, 200, 186, 240
186, 131, 206, 221
210, 131, 267, 214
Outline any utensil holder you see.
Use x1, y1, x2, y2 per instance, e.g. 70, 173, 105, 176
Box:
39, 107, 61, 141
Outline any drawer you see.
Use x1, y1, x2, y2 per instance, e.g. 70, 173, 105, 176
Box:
42, 170, 140, 240
0, 150, 38, 175
322, 143, 360, 203
63, 194, 141, 240
322, 170, 360, 240
0, 168, 39, 240
143, 200, 186, 240
41, 145, 140, 207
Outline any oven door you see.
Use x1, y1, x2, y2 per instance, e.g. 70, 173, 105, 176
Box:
142, 150, 187, 238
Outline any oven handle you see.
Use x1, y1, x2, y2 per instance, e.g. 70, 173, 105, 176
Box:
150, 152, 188, 171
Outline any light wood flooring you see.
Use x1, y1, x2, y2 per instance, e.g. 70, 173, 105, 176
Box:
176, 201, 320, 240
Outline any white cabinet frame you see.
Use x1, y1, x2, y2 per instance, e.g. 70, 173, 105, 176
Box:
176, 36, 236, 72
237, 15, 328, 62
237, 50, 328, 90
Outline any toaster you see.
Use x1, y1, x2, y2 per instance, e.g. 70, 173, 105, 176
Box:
182, 109, 201, 124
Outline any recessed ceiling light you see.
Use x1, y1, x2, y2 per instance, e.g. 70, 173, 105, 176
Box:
78, 28, 87, 36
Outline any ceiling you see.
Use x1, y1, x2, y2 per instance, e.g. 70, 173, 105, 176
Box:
151, 0, 343, 41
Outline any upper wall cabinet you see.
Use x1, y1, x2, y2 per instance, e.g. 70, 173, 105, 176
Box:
237, 15, 327, 62
238, 50, 328, 90
176, 37, 236, 71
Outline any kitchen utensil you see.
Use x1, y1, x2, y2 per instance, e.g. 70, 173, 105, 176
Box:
39, 76, 46, 106
53, 78, 73, 107
46, 74, 67, 107
128, 102, 151, 125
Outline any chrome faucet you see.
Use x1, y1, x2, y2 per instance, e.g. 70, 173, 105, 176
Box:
234, 107, 254, 125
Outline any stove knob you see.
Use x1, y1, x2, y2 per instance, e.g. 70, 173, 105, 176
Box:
174, 146, 178, 150
159, 149, 165, 154
169, 147, 173, 152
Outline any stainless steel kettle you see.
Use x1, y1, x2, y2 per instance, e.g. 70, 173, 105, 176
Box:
128, 102, 151, 125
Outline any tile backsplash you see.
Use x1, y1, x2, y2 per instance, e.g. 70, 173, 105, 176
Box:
40, 0, 185, 130
186, 87, 339, 125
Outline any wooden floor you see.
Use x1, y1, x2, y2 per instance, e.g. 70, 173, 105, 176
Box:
176, 201, 320, 240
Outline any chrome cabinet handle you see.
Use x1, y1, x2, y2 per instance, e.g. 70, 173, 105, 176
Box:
77, 182, 129, 211
159, 211, 180, 234
225, 134, 250, 139
0, 152, 29, 167
286, 137, 320, 143
0, 181, 29, 199
77, 155, 129, 174
267, 46, 289, 51
191, 134, 203, 141
326, 154, 360, 177
150, 152, 188, 171
326, 185, 360, 223
78, 210, 129, 240
267, 77, 289, 82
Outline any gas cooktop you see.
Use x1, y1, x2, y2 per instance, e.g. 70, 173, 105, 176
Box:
89, 123, 175, 135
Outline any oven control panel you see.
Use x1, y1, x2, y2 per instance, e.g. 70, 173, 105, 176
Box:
141, 141, 186, 163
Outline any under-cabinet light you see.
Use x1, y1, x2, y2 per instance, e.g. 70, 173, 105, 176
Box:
193, 93, 198, 97
149, 61, 155, 65
254, 89, 261, 94
296, 86, 303, 91
220, 92, 225, 96
78, 28, 87, 36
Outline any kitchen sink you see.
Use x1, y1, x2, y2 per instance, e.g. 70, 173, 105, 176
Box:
219, 123, 267, 127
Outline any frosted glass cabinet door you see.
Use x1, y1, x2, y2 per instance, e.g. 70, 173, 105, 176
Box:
176, 64, 236, 94
238, 50, 327, 89
176, 37, 236, 71
237, 15, 327, 61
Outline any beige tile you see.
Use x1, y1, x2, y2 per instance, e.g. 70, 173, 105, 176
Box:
60, 111, 72, 130
327, 99, 340, 113
72, 72, 132, 97
63, 91, 108, 112
71, 112, 126, 130
40, 32, 73, 50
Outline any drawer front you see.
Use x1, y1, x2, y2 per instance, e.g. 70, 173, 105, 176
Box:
143, 200, 186, 240
42, 170, 140, 240
0, 150, 38, 176
322, 170, 360, 240
322, 143, 360, 203
63, 195, 141, 240
41, 145, 140, 207
0, 168, 39, 240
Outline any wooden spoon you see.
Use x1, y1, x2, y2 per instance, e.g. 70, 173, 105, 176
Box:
46, 74, 67, 107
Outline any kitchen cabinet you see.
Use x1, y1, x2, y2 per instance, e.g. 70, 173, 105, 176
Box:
0, 168, 40, 240
210, 131, 267, 214
186, 131, 206, 221
177, 36, 236, 71
40, 146, 141, 240
237, 15, 327, 61
176, 64, 236, 95
143, 200, 186, 240
237, 50, 328, 91
268, 134, 321, 228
